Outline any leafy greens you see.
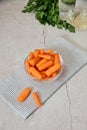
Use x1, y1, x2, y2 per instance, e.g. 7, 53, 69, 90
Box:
22, 0, 75, 32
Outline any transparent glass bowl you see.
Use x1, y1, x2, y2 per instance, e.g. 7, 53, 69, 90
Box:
24, 51, 64, 82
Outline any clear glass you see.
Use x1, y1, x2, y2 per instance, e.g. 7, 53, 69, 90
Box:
70, 9, 87, 30
59, 0, 76, 20
59, 0, 87, 30
24, 51, 64, 83
69, 0, 87, 30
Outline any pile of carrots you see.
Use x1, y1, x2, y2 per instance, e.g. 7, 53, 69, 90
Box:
24, 48, 62, 81
17, 87, 41, 107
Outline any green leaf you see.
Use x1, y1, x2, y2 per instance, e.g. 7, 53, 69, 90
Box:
22, 0, 75, 33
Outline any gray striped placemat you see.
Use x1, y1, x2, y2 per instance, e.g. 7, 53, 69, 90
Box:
0, 37, 87, 119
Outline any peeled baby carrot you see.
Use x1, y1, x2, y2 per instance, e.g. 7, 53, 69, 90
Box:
45, 64, 61, 77
34, 49, 40, 57
17, 87, 31, 102
29, 57, 41, 66
38, 54, 52, 60
42, 74, 46, 78
40, 49, 44, 54
54, 53, 60, 65
40, 71, 45, 75
38, 60, 53, 71
52, 72, 57, 77
36, 58, 47, 68
45, 49, 53, 54
32, 92, 41, 107
25, 59, 31, 73
43, 76, 51, 80
29, 67, 42, 80
29, 52, 34, 60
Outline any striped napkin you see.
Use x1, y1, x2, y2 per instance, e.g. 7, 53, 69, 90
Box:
0, 37, 87, 119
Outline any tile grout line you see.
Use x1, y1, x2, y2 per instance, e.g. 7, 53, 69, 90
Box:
66, 82, 73, 130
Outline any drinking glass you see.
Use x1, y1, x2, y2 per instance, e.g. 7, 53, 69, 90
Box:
59, 0, 87, 30
59, 0, 76, 20
70, 0, 87, 30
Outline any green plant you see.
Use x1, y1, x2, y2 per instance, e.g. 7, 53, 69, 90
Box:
22, 0, 75, 32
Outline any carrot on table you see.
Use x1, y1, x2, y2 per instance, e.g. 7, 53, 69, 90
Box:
38, 60, 53, 71
45, 64, 61, 77
17, 87, 31, 102
38, 54, 52, 60
32, 92, 41, 107
36, 58, 47, 68
34, 49, 40, 57
29, 57, 41, 66
29, 67, 42, 80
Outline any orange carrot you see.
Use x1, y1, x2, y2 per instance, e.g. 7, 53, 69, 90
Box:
29, 52, 34, 60
36, 58, 47, 68
34, 49, 40, 57
45, 64, 61, 77
54, 53, 60, 65
38, 54, 52, 60
29, 67, 42, 80
25, 59, 31, 73
43, 76, 51, 80
52, 72, 57, 77
29, 57, 41, 66
38, 60, 53, 71
17, 87, 31, 102
42, 74, 46, 78
32, 92, 41, 107
40, 49, 44, 54
45, 49, 53, 54
40, 71, 45, 75
40, 71, 47, 78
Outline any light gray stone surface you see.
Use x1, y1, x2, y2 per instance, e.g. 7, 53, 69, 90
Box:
0, 0, 87, 130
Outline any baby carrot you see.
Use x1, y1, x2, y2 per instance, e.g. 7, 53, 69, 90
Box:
54, 53, 60, 65
40, 49, 44, 54
17, 87, 31, 102
29, 52, 34, 60
43, 76, 51, 80
34, 49, 40, 57
40, 71, 45, 75
45, 49, 53, 54
29, 67, 42, 80
32, 92, 41, 107
38, 60, 53, 71
38, 54, 52, 60
25, 59, 31, 73
42, 74, 46, 78
52, 72, 57, 77
45, 64, 61, 77
29, 57, 41, 66
36, 58, 47, 68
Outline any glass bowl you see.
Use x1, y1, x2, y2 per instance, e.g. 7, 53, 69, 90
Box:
69, 9, 87, 30
24, 50, 64, 82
